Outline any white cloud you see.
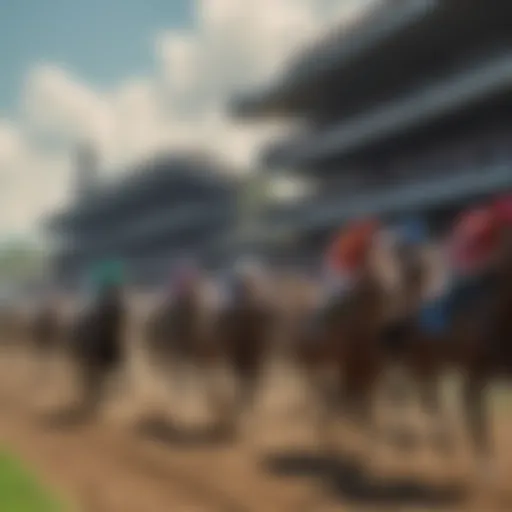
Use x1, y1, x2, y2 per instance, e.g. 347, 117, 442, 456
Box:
0, 0, 373, 241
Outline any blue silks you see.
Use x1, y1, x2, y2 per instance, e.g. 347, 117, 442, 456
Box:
395, 216, 429, 246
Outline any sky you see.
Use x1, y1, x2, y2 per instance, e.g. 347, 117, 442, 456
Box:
0, 0, 376, 243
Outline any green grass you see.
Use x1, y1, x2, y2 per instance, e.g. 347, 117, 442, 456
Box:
0, 451, 65, 512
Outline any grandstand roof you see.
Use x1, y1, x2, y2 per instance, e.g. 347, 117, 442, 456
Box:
232, 0, 512, 122
263, 51, 512, 172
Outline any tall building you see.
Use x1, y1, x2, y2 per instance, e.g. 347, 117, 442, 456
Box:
232, 0, 512, 252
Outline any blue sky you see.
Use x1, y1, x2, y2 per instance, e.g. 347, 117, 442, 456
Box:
0, 0, 357, 239
0, 0, 192, 115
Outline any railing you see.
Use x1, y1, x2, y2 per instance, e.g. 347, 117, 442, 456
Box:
298, 163, 512, 230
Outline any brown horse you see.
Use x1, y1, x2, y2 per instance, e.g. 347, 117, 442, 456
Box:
211, 269, 279, 435
287, 243, 388, 455
144, 279, 215, 397
383, 220, 512, 479
380, 240, 456, 454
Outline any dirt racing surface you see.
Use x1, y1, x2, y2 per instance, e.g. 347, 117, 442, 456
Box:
1, 344, 512, 512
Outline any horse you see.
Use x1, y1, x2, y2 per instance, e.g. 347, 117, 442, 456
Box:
380, 235, 456, 454
381, 205, 512, 479
209, 261, 280, 436
286, 223, 389, 455
66, 282, 127, 419
144, 270, 221, 426
458, 209, 512, 478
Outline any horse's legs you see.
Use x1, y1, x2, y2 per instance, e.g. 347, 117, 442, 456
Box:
204, 358, 234, 434
462, 370, 495, 480
309, 364, 339, 454
342, 374, 382, 470
77, 362, 105, 420
233, 359, 262, 422
417, 372, 453, 455
168, 356, 191, 419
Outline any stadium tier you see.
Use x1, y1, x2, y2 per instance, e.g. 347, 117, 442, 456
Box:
47, 153, 237, 287
232, 0, 512, 245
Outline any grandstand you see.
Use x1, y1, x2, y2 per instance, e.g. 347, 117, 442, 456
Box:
46, 151, 237, 288
232, 0, 512, 249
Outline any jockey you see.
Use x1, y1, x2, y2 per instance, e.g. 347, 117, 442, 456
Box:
88, 259, 125, 295
83, 259, 126, 317
323, 218, 380, 299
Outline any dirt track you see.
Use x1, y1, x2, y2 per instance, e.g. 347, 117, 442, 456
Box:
1, 345, 512, 512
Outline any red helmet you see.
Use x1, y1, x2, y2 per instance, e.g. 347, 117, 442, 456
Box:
327, 219, 379, 272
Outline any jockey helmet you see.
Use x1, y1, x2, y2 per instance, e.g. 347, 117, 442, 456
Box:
89, 259, 125, 289
327, 218, 380, 272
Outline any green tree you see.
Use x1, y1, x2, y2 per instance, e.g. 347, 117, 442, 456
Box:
236, 172, 273, 234
0, 241, 47, 283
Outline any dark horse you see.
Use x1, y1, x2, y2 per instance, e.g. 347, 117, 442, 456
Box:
67, 283, 126, 419
210, 268, 279, 436
145, 286, 210, 367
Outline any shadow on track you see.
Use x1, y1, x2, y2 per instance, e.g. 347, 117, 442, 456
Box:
262, 449, 467, 509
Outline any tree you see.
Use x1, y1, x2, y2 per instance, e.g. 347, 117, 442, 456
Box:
236, 172, 273, 234
0, 240, 48, 284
